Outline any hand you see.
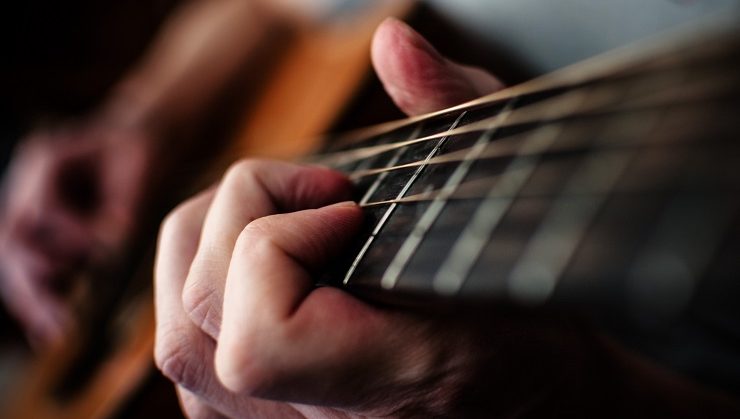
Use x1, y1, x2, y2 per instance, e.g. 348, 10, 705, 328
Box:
0, 116, 155, 348
157, 162, 628, 418
154, 18, 734, 418
154, 18, 517, 417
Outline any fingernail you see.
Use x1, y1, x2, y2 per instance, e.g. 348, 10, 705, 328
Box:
330, 201, 358, 208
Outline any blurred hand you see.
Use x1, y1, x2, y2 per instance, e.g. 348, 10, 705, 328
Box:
0, 117, 155, 347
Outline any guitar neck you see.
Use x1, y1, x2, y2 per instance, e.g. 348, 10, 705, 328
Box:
312, 20, 740, 326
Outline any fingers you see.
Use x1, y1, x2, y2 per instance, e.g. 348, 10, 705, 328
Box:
154, 188, 214, 390
0, 258, 70, 348
155, 188, 264, 415
214, 203, 361, 394
215, 202, 426, 409
0, 137, 88, 346
182, 160, 352, 339
371, 17, 504, 116
155, 161, 359, 416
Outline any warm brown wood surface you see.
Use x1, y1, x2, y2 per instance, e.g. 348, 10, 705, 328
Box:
2, 2, 413, 418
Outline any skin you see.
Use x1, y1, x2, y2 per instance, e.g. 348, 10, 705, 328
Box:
154, 18, 740, 418
0, 0, 279, 348
0, 121, 154, 346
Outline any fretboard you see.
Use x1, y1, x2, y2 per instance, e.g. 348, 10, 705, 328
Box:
312, 19, 740, 325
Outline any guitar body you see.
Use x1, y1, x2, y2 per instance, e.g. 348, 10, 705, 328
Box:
2, 2, 414, 418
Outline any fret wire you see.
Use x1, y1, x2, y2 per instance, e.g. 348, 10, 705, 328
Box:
351, 125, 404, 204
358, 146, 406, 206
431, 124, 565, 296
380, 102, 516, 290
317, 70, 731, 170
431, 89, 594, 296
506, 113, 655, 304
360, 174, 507, 208
341, 124, 424, 285
348, 140, 388, 205
342, 111, 468, 285
351, 137, 387, 173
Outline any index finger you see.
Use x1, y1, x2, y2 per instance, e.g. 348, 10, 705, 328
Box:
215, 203, 455, 414
182, 159, 353, 339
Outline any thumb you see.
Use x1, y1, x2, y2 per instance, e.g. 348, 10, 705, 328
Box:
371, 17, 504, 116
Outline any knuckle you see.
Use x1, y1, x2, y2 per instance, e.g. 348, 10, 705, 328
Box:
217, 343, 273, 396
159, 210, 186, 244
154, 333, 206, 390
159, 196, 201, 243
222, 159, 264, 186
239, 218, 268, 241
235, 220, 279, 259
181, 278, 220, 336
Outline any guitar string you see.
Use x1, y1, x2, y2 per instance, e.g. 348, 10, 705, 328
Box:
336, 24, 739, 294
357, 92, 736, 290
505, 106, 655, 304
324, 23, 737, 150
346, 93, 736, 182
341, 111, 468, 285
311, 70, 734, 170
327, 71, 734, 171
358, 172, 736, 209
380, 101, 516, 290
318, 41, 735, 154
357, 123, 737, 209
311, 81, 628, 167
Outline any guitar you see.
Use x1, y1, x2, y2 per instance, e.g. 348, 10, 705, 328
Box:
2, 2, 415, 418
5, 7, 738, 417
308, 16, 740, 396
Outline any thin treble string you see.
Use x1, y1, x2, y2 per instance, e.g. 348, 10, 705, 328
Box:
358, 165, 734, 208
496, 64, 736, 128
311, 84, 610, 167
348, 133, 523, 180
310, 97, 581, 168
311, 69, 731, 169
326, 20, 733, 151
346, 88, 735, 182
360, 174, 509, 207
310, 82, 615, 167
359, 176, 640, 208
613, 68, 739, 110
325, 26, 736, 153
358, 105, 737, 207
359, 184, 735, 208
